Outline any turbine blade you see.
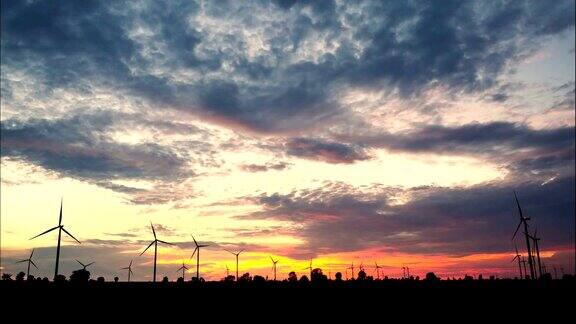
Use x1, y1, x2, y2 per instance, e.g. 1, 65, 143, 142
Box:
16, 260, 28, 264
512, 221, 522, 240
59, 198, 63, 226
191, 234, 198, 246
30, 260, 39, 269
151, 222, 157, 239
86, 262, 95, 267
121, 267, 129, 270
190, 247, 198, 259
157, 240, 173, 245
140, 241, 155, 256
514, 191, 524, 219
76, 259, 85, 267
30, 249, 35, 258
129, 259, 133, 267
511, 256, 519, 262
30, 226, 59, 240
61, 227, 81, 244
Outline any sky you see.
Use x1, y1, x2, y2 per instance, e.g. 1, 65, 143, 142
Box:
0, 0, 574, 281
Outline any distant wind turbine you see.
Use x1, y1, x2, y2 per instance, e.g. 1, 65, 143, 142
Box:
76, 259, 95, 270
511, 244, 524, 279
225, 249, 244, 281
177, 261, 189, 281
374, 262, 383, 280
30, 199, 81, 279
140, 222, 174, 282
270, 256, 279, 281
512, 191, 535, 279
527, 228, 543, 278
190, 234, 209, 281
303, 259, 313, 278
347, 262, 355, 280
120, 260, 135, 282
16, 249, 38, 278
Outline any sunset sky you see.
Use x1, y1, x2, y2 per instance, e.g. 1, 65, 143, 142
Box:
1, 0, 574, 281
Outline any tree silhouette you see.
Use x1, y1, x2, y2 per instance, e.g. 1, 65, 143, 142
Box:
335, 272, 343, 281
16, 271, 26, 281
70, 269, 90, 283
425, 272, 439, 281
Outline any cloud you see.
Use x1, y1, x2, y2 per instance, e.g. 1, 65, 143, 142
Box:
285, 137, 370, 163
2, 0, 574, 133
239, 176, 575, 257
240, 161, 292, 173
0, 111, 204, 203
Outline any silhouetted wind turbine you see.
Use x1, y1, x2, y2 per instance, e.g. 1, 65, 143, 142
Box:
30, 199, 81, 279
190, 234, 209, 281
226, 265, 230, 278
527, 229, 543, 278
76, 259, 95, 270
121, 260, 134, 282
347, 262, 355, 279
402, 266, 406, 279
520, 257, 528, 279
16, 249, 38, 278
225, 249, 244, 281
512, 191, 535, 279
177, 261, 189, 281
511, 244, 523, 279
140, 222, 174, 282
553, 266, 558, 279
374, 262, 383, 280
270, 256, 279, 281
303, 259, 313, 278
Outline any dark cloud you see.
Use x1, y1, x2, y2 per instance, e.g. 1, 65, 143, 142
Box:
2, 1, 573, 133
285, 137, 370, 163
335, 122, 574, 166
240, 162, 292, 173
239, 176, 575, 257
0, 112, 190, 182
0, 111, 205, 204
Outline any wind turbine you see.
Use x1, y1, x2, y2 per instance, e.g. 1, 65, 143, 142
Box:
226, 265, 230, 278
303, 259, 313, 279
30, 199, 81, 279
225, 249, 244, 281
402, 266, 406, 279
520, 257, 528, 279
527, 229, 543, 278
140, 222, 174, 282
270, 256, 279, 281
190, 234, 210, 281
347, 262, 355, 279
76, 259, 95, 270
16, 249, 38, 278
374, 262, 383, 280
512, 191, 535, 279
177, 261, 189, 281
511, 244, 524, 279
121, 260, 134, 282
